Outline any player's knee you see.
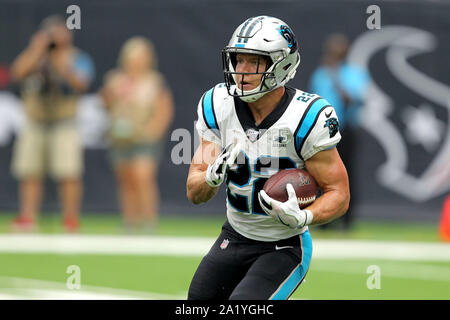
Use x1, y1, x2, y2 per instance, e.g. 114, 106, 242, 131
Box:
187, 287, 203, 300
229, 289, 269, 300
187, 281, 223, 300
229, 282, 272, 300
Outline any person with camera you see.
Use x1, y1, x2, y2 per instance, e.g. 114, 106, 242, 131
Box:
10, 15, 94, 232
100, 37, 174, 233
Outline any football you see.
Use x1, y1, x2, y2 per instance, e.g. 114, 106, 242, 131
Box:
263, 168, 319, 209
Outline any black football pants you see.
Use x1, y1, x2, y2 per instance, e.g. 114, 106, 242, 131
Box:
188, 220, 312, 300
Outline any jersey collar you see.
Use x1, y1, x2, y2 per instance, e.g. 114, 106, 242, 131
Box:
234, 86, 295, 137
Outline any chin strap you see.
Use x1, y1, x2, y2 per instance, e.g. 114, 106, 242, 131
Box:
236, 78, 280, 102
239, 91, 267, 103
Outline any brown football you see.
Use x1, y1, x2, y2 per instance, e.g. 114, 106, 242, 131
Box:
263, 168, 318, 209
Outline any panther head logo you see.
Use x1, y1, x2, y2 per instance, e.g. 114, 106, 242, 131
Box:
279, 25, 298, 53
324, 118, 340, 138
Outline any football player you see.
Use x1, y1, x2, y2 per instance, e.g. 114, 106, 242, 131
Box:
186, 16, 350, 300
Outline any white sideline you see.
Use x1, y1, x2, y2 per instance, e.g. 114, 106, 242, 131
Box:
312, 261, 450, 282
0, 276, 186, 300
0, 234, 449, 261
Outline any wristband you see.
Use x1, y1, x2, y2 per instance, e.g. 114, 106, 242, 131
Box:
303, 209, 314, 227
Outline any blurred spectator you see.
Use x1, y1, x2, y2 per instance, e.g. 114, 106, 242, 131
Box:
100, 37, 174, 232
9, 15, 95, 232
0, 64, 10, 89
309, 33, 370, 230
0, 64, 24, 147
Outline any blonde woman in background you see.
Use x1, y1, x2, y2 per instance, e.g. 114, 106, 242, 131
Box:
101, 37, 174, 232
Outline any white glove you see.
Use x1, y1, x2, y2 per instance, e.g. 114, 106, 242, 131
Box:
258, 183, 314, 229
205, 143, 241, 188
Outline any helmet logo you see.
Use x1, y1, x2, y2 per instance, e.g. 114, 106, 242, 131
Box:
279, 25, 298, 53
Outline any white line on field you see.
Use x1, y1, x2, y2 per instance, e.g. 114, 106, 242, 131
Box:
0, 234, 449, 261
312, 261, 450, 282
0, 276, 186, 300
0, 276, 312, 300
0, 234, 213, 256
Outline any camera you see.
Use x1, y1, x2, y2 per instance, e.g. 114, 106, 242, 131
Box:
48, 41, 57, 51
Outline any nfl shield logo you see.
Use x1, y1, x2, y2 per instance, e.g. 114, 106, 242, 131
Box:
246, 129, 260, 142
220, 239, 229, 250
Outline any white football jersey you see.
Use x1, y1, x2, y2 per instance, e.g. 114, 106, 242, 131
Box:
196, 83, 341, 241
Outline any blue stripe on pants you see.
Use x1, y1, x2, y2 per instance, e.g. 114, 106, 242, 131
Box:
271, 230, 313, 300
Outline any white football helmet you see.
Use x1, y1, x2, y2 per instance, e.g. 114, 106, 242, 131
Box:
222, 16, 301, 102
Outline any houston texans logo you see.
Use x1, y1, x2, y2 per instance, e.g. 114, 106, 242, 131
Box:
347, 26, 450, 202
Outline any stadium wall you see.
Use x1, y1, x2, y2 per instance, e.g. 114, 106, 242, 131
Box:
0, 0, 448, 221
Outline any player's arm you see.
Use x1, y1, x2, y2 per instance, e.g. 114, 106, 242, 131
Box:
304, 147, 350, 225
186, 139, 240, 204
186, 139, 222, 204
258, 147, 349, 228
259, 101, 349, 228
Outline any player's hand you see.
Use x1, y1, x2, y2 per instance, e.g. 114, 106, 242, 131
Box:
258, 184, 313, 229
205, 143, 241, 188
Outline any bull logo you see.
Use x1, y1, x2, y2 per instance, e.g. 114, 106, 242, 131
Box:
347, 26, 450, 202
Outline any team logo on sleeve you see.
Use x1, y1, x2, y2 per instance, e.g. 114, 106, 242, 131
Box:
324, 118, 339, 138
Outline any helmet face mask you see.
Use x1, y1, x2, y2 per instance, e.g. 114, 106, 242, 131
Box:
222, 16, 301, 103
222, 48, 277, 101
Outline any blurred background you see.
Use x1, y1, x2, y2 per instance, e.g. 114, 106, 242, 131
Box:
0, 0, 449, 300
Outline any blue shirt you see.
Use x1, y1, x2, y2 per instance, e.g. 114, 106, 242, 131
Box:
309, 62, 370, 129
72, 50, 95, 85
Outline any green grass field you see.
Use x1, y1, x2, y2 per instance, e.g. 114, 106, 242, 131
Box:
0, 212, 449, 300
